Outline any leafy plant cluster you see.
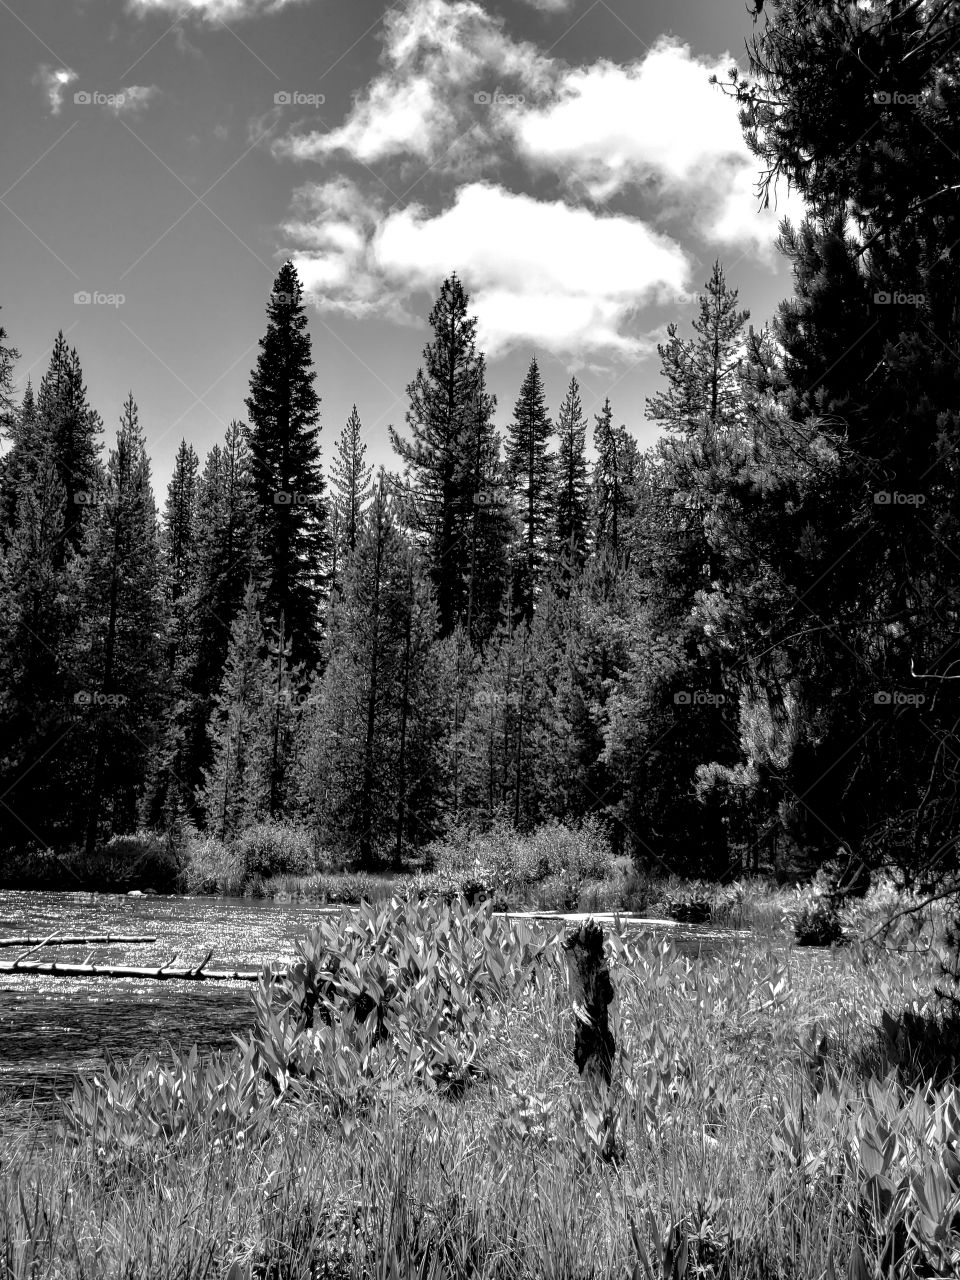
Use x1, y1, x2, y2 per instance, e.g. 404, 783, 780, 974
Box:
246, 894, 557, 1105
8, 904, 960, 1275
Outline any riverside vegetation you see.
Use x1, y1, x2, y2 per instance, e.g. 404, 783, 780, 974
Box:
3, 881, 960, 1278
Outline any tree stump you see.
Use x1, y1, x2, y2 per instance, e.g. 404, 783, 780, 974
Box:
562, 920, 615, 1091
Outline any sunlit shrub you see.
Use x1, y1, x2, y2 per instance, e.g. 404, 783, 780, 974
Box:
246, 894, 557, 1101
182, 831, 244, 895
237, 821, 316, 881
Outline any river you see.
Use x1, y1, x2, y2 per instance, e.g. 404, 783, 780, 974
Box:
0, 889, 760, 1112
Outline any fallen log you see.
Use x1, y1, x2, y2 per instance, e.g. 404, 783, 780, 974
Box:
0, 958, 260, 982
0, 935, 157, 948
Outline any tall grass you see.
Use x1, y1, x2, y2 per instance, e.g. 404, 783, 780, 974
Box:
3, 893, 960, 1276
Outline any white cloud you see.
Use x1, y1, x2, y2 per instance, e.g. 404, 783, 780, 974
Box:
516, 0, 574, 9
276, 2, 809, 361
126, 0, 307, 20
288, 181, 692, 359
107, 85, 161, 115
33, 65, 78, 116
505, 38, 809, 253
273, 0, 553, 166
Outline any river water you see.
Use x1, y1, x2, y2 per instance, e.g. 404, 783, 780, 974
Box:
0, 890, 758, 1112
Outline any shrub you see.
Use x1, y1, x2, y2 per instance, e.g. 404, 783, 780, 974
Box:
423, 818, 612, 907
182, 831, 244, 895
247, 895, 556, 1100
236, 822, 316, 881
789, 891, 845, 946
68, 829, 182, 893
322, 872, 376, 904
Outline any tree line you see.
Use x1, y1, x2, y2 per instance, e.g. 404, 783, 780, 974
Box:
1, 0, 959, 887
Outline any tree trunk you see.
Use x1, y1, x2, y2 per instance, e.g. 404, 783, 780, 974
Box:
562, 920, 615, 1091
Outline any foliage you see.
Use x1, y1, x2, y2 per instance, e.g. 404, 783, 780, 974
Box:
235, 820, 315, 881
181, 829, 245, 895
11, 906, 960, 1276
788, 887, 845, 947
245, 894, 555, 1102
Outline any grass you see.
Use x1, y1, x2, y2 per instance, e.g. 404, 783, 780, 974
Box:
4, 891, 960, 1277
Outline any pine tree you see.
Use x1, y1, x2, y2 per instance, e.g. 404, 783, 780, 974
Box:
0, 312, 19, 455
389, 274, 485, 638
161, 440, 199, 606
73, 394, 164, 853
167, 421, 260, 816
1, 334, 102, 561
646, 261, 750, 434
551, 375, 590, 578
297, 473, 447, 864
245, 262, 329, 666
0, 454, 80, 850
141, 439, 201, 829
591, 400, 639, 566
505, 356, 554, 622
330, 404, 373, 553
697, 0, 960, 879
199, 580, 272, 839
463, 355, 513, 647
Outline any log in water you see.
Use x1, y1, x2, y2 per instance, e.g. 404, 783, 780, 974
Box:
0, 935, 157, 948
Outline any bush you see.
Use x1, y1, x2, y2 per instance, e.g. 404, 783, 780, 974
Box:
182, 831, 244, 895
322, 872, 377, 905
789, 891, 845, 946
66, 830, 182, 893
423, 818, 612, 907
236, 822, 316, 881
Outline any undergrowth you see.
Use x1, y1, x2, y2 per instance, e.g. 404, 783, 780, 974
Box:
4, 892, 960, 1276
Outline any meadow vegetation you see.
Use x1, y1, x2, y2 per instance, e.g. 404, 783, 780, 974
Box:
3, 887, 960, 1278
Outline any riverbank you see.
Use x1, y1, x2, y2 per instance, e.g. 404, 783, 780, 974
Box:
2, 894, 960, 1277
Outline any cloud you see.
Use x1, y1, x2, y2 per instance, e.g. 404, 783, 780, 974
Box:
287, 180, 692, 358
516, 0, 574, 9
126, 0, 308, 20
33, 65, 78, 116
275, 1, 809, 361
505, 38, 809, 253
107, 85, 161, 115
273, 0, 553, 167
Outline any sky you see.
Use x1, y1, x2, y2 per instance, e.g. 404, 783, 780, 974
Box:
0, 0, 809, 496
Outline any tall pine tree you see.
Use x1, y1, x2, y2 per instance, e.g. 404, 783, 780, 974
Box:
73, 394, 164, 853
390, 274, 485, 638
551, 375, 590, 578
505, 356, 554, 623
246, 262, 329, 667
